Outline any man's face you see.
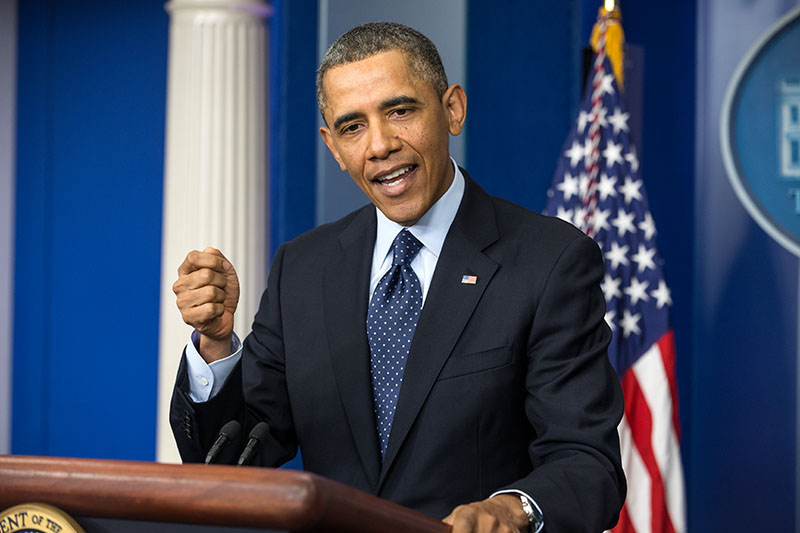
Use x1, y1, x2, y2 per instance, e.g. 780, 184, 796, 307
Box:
320, 50, 466, 226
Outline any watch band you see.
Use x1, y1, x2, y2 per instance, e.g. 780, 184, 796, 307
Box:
519, 494, 538, 533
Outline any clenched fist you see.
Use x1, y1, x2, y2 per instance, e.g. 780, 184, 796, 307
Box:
173, 247, 240, 362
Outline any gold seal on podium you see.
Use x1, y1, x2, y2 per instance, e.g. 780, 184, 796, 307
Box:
0, 503, 84, 533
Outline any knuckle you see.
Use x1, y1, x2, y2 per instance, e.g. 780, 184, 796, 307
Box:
214, 286, 226, 301
203, 302, 222, 315
206, 285, 221, 300
452, 504, 471, 516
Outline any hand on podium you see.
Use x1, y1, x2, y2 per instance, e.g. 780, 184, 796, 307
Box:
443, 494, 529, 533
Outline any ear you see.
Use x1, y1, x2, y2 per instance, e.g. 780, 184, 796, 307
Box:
320, 126, 348, 171
442, 84, 467, 136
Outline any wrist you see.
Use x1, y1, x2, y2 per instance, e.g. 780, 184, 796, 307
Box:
490, 494, 530, 531
198, 333, 233, 363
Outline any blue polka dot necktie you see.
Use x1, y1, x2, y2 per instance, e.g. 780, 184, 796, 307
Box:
367, 229, 423, 458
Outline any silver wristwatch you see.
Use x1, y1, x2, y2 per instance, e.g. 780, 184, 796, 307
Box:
519, 493, 542, 533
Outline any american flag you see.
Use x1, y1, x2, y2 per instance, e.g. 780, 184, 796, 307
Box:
543, 14, 686, 533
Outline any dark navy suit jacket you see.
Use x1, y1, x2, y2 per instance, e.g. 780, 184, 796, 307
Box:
171, 173, 626, 532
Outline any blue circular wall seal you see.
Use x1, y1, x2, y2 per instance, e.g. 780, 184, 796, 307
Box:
722, 6, 800, 257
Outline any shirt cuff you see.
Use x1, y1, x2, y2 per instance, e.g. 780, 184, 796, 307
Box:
184, 331, 243, 403
490, 489, 544, 533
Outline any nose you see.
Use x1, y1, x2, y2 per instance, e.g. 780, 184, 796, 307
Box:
366, 121, 401, 160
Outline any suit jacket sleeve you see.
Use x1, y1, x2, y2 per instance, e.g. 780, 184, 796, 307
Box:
501, 234, 626, 532
169, 244, 299, 466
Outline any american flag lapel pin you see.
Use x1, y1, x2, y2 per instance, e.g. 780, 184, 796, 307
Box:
461, 274, 478, 285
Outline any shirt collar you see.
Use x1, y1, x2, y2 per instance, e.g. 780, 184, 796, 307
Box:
373, 158, 465, 264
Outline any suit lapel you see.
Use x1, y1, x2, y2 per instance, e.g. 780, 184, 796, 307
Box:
379, 176, 500, 486
323, 206, 382, 491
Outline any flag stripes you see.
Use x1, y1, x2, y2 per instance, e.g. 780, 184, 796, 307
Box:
617, 417, 650, 532
622, 334, 686, 533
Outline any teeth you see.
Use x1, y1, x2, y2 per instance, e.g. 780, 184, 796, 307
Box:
378, 166, 412, 182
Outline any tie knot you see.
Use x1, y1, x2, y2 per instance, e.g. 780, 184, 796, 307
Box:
391, 229, 423, 266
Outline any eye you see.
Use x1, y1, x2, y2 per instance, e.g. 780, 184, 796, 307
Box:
391, 108, 412, 118
340, 123, 362, 135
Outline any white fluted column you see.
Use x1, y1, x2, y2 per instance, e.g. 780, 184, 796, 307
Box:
157, 0, 270, 463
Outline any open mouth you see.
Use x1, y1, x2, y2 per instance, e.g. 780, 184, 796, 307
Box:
373, 165, 417, 188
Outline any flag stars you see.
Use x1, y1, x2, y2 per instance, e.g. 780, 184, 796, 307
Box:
573, 207, 587, 229
611, 208, 636, 237
624, 277, 650, 305
601, 274, 622, 302
639, 211, 657, 240
598, 73, 616, 96
578, 110, 590, 133
605, 241, 630, 269
620, 177, 643, 204
625, 146, 639, 173
603, 140, 624, 168
592, 208, 612, 232
619, 309, 642, 338
557, 172, 580, 200
555, 206, 574, 224
564, 141, 585, 167
589, 106, 608, 128
651, 280, 672, 308
631, 244, 656, 273
608, 106, 629, 134
597, 173, 618, 201
583, 136, 596, 162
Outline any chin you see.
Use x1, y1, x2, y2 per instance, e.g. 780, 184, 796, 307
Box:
384, 209, 420, 226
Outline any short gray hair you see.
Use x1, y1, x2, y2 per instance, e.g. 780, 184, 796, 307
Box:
316, 22, 449, 118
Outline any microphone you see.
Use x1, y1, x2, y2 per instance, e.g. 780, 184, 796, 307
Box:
237, 422, 270, 466
204, 420, 241, 465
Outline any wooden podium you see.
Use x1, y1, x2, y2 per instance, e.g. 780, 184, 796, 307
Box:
0, 455, 451, 532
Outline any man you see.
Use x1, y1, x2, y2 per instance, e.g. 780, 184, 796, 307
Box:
171, 22, 625, 533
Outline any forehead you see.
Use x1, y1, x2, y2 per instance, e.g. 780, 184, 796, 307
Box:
321, 50, 432, 117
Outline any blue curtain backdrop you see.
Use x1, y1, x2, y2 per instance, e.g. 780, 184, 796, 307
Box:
13, 0, 167, 459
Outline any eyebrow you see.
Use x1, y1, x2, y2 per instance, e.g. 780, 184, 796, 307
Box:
332, 95, 422, 131
380, 95, 421, 110
333, 112, 362, 131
